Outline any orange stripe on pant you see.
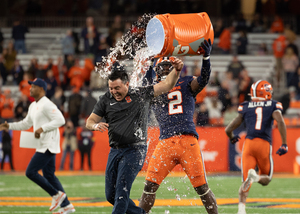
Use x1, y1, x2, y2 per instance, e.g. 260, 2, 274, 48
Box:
242, 138, 273, 182
146, 135, 207, 187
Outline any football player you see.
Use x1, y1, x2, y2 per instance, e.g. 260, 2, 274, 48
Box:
225, 80, 288, 214
139, 39, 218, 214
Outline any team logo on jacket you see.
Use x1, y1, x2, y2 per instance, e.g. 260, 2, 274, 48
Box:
125, 96, 132, 103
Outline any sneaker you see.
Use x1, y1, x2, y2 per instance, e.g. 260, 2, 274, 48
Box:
49, 191, 66, 211
52, 203, 75, 214
237, 202, 246, 214
242, 169, 257, 192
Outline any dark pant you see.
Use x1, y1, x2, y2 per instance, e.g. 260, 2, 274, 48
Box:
1, 149, 14, 170
14, 40, 26, 53
105, 145, 147, 214
26, 150, 70, 207
79, 146, 92, 170
286, 72, 296, 87
60, 146, 74, 170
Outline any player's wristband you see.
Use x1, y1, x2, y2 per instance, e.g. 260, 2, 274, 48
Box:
203, 56, 210, 60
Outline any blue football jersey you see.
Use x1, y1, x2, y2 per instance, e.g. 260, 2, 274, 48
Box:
151, 76, 198, 140
238, 100, 283, 144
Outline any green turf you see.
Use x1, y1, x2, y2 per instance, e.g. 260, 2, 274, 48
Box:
0, 173, 299, 213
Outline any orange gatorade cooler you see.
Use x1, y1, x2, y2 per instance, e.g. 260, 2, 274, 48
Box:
146, 12, 214, 58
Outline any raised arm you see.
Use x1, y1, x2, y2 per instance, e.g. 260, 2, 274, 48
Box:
153, 57, 182, 97
190, 39, 212, 93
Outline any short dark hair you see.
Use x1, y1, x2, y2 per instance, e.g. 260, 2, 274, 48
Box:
108, 62, 129, 83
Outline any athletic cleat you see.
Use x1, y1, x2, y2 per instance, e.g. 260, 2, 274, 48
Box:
242, 169, 257, 192
52, 203, 75, 214
49, 191, 66, 211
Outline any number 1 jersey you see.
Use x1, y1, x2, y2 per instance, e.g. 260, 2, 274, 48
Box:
238, 100, 283, 144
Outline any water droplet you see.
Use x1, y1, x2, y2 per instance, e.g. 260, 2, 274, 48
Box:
95, 13, 155, 88
208, 205, 213, 209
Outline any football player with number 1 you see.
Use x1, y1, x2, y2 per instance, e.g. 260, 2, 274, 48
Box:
225, 80, 288, 214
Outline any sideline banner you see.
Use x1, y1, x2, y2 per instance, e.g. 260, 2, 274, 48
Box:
273, 128, 299, 172
9, 127, 229, 172
7, 127, 299, 172
196, 127, 228, 172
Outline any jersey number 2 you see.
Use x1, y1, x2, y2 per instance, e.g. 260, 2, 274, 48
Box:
168, 91, 183, 115
255, 107, 263, 130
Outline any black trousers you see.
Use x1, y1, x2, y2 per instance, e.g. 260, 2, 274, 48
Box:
79, 147, 92, 170
1, 149, 14, 170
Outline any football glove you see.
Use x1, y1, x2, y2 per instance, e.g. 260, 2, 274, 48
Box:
230, 135, 240, 144
201, 38, 212, 57
276, 144, 288, 156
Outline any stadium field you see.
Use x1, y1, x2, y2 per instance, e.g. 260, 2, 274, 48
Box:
0, 171, 299, 213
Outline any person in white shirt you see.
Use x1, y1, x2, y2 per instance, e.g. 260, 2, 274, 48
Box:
0, 78, 75, 214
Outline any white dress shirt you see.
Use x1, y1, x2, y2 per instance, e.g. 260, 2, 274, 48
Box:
9, 96, 65, 154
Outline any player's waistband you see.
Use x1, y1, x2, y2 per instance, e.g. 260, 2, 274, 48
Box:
160, 132, 198, 140
180, 133, 197, 138
110, 141, 146, 149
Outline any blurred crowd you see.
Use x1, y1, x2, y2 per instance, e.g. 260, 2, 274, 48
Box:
0, 11, 300, 129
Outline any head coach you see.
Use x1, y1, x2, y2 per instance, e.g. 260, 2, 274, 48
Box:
86, 58, 183, 214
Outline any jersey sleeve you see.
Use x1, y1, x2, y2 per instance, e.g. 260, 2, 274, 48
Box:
237, 102, 247, 116
274, 101, 283, 113
92, 95, 106, 117
187, 76, 199, 97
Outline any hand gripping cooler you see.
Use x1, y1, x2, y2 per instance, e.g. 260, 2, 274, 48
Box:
146, 12, 214, 58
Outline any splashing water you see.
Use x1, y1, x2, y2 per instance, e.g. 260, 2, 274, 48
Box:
95, 13, 155, 88
167, 186, 177, 192
162, 180, 168, 184
131, 47, 153, 87
134, 127, 145, 140
167, 186, 175, 191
